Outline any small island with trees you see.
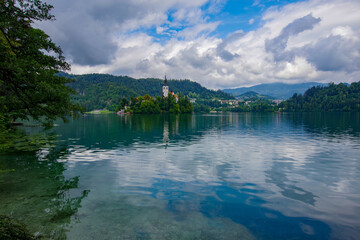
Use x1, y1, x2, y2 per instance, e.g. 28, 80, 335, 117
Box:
122, 94, 193, 114
115, 76, 193, 114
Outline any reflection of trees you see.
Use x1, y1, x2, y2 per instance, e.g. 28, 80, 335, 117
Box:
0, 130, 89, 239
56, 114, 247, 149
52, 112, 360, 151
52, 113, 290, 150
0, 127, 58, 153
284, 112, 360, 137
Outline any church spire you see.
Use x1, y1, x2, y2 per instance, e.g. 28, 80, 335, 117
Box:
162, 74, 169, 97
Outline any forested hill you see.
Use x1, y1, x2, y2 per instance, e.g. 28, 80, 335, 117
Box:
60, 73, 234, 111
279, 82, 360, 112
236, 91, 275, 100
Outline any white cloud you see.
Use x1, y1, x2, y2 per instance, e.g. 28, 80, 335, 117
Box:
331, 26, 358, 41
275, 57, 318, 79
177, 22, 221, 39
40, 0, 360, 89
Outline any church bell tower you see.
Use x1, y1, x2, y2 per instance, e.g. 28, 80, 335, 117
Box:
162, 75, 169, 97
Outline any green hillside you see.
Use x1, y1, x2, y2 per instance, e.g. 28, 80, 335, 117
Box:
61, 73, 234, 111
279, 82, 360, 112
236, 91, 275, 100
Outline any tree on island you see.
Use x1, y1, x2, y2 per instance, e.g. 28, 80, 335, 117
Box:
115, 98, 130, 112
125, 94, 193, 114
0, 0, 81, 128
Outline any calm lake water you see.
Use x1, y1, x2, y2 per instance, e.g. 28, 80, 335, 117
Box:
1, 113, 360, 239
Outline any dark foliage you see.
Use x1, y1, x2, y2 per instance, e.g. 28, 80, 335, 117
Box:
127, 94, 193, 114
279, 82, 360, 112
0, 0, 81, 128
193, 104, 211, 113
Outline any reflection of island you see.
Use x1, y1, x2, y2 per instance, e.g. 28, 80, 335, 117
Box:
55, 113, 245, 150
163, 120, 169, 146
0, 132, 89, 238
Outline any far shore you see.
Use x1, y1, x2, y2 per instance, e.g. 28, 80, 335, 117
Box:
85, 109, 114, 114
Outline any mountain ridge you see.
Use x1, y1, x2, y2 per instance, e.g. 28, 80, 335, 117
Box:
223, 82, 328, 99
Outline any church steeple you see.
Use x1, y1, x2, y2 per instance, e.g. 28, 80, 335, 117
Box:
162, 74, 169, 97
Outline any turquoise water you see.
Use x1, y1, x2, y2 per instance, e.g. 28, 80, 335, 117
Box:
1, 113, 360, 239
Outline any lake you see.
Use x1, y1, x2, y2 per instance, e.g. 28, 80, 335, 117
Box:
1, 113, 360, 239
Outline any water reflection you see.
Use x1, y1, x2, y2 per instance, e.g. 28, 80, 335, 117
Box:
56, 113, 360, 148
56, 113, 257, 149
59, 113, 360, 239
0, 129, 89, 238
284, 112, 360, 137
265, 161, 317, 205
2, 113, 360, 239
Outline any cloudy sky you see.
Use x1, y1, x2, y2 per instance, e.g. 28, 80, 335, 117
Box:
37, 0, 360, 89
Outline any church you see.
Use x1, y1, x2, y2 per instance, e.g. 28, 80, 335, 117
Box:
162, 75, 178, 102
162, 75, 169, 97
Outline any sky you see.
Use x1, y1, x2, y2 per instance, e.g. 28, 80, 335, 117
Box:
37, 0, 360, 89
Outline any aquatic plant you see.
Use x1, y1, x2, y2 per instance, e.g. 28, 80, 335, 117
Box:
0, 215, 35, 240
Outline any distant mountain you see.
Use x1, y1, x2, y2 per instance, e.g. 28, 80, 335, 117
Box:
223, 82, 328, 99
236, 91, 275, 100
61, 73, 234, 111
